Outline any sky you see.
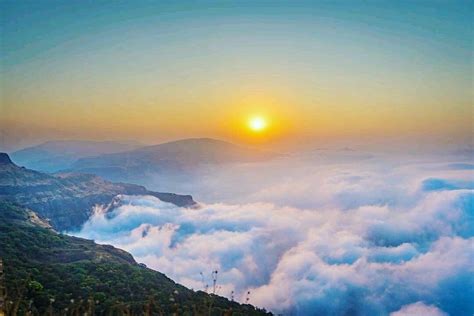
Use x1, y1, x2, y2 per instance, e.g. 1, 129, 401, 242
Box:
1, 0, 473, 151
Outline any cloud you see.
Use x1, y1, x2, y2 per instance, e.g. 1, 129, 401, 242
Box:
73, 152, 474, 315
390, 302, 448, 316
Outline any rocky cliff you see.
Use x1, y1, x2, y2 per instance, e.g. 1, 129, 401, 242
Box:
0, 153, 196, 231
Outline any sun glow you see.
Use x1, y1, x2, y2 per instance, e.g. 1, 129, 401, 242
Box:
248, 116, 267, 132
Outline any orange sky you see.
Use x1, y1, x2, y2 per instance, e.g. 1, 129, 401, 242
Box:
1, 1, 472, 151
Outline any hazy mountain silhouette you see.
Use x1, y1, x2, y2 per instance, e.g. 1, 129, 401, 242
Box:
11, 140, 142, 173
69, 138, 278, 184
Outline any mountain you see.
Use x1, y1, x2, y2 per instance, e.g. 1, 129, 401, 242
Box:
0, 201, 271, 315
69, 138, 277, 184
10, 140, 142, 173
0, 153, 195, 231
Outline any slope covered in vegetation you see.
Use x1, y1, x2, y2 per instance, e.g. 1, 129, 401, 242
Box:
0, 201, 271, 315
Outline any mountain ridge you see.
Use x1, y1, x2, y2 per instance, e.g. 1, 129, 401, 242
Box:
10, 140, 143, 173
0, 153, 196, 231
68, 138, 278, 185
0, 153, 271, 314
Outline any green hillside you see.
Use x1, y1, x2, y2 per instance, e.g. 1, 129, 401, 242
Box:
0, 201, 271, 315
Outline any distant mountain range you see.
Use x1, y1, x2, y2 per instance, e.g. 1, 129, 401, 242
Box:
65, 138, 278, 186
0, 152, 195, 231
10, 140, 142, 173
11, 139, 277, 183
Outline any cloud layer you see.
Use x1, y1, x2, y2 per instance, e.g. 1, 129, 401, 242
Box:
74, 152, 474, 315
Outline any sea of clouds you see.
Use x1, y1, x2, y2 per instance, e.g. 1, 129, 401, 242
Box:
73, 149, 473, 315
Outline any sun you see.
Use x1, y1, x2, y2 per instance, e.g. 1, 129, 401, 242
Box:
248, 116, 267, 132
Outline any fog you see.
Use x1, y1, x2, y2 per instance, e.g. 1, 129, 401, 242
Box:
73, 149, 473, 315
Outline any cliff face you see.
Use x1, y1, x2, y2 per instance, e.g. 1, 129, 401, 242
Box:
0, 153, 196, 231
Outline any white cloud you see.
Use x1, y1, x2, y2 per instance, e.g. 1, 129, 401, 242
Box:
73, 152, 474, 315
390, 302, 448, 316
